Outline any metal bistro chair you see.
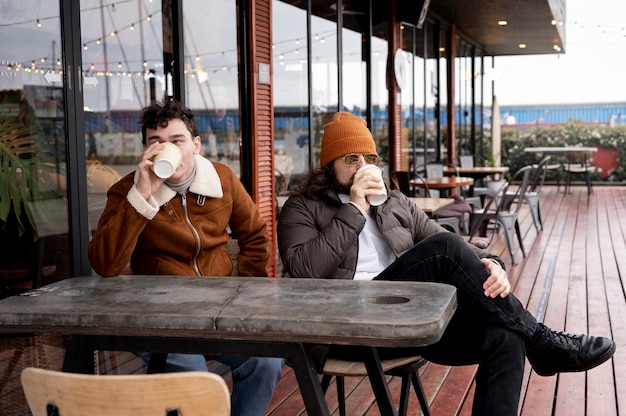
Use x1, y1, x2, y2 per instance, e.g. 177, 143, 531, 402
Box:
391, 170, 418, 197
424, 163, 479, 234
469, 166, 532, 264
21, 367, 230, 416
467, 180, 509, 252
562, 157, 597, 197
525, 156, 551, 232
320, 355, 431, 416
414, 174, 464, 234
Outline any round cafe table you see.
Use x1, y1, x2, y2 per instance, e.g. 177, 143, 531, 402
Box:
411, 176, 474, 196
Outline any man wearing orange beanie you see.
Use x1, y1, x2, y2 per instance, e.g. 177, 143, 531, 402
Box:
278, 111, 615, 415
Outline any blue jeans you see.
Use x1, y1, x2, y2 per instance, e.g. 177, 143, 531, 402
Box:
374, 232, 537, 415
138, 352, 283, 416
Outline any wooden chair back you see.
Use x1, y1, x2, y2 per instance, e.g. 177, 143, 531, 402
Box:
21, 368, 230, 416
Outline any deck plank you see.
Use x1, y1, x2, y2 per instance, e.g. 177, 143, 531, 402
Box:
68, 186, 624, 416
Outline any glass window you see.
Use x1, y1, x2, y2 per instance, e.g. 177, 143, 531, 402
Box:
81, 0, 241, 237
311, 9, 338, 168
433, 23, 446, 162
456, 39, 473, 159
81, 0, 163, 232
341, 3, 366, 116
272, 0, 308, 193
0, 0, 70, 290
371, 35, 388, 166
183, 0, 240, 175
400, 24, 427, 172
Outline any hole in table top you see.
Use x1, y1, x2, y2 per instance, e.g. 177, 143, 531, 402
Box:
362, 295, 410, 304
57, 288, 102, 297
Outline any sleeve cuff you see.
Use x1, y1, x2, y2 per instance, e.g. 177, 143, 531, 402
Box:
126, 184, 159, 220
348, 201, 368, 216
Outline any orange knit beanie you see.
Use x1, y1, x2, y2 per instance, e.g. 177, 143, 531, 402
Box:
320, 112, 377, 167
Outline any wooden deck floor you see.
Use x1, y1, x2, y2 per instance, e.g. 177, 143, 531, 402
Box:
6, 185, 623, 415
263, 185, 626, 415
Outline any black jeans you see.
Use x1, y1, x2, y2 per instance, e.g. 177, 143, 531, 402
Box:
374, 232, 538, 415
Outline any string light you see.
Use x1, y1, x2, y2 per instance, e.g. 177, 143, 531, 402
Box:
36, 19, 42, 28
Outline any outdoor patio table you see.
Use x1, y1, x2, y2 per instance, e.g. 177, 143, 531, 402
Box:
411, 176, 474, 197
444, 166, 509, 180
409, 197, 455, 215
524, 146, 597, 162
0, 275, 456, 416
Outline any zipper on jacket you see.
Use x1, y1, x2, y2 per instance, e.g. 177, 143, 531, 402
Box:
181, 192, 202, 275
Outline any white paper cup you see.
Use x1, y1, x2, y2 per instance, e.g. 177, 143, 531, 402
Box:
357, 164, 387, 206
152, 142, 183, 179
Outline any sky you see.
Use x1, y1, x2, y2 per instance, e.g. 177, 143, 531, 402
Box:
493, 0, 626, 106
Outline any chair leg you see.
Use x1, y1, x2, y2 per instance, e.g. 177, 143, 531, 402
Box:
411, 372, 431, 416
320, 374, 332, 393
387, 359, 431, 416
514, 220, 526, 259
397, 374, 412, 416
524, 193, 542, 232
497, 214, 520, 264
336, 376, 346, 416
326, 360, 432, 416
146, 352, 168, 373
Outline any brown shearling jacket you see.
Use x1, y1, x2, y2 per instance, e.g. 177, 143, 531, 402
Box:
88, 156, 270, 277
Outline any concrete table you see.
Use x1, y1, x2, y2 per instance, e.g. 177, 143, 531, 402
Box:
0, 275, 457, 416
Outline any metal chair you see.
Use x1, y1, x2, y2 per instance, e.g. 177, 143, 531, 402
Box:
321, 355, 431, 416
563, 161, 596, 196
405, 173, 463, 234
21, 367, 230, 416
525, 156, 551, 231
470, 166, 532, 263
423, 163, 478, 234
391, 170, 417, 197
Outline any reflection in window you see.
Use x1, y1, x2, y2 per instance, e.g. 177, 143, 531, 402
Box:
272, 0, 308, 193
311, 12, 339, 168
184, 0, 240, 174
0, 0, 70, 289
371, 36, 388, 165
81, 0, 163, 232
342, 14, 365, 116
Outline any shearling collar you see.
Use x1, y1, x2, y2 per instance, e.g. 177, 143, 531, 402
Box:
135, 155, 224, 206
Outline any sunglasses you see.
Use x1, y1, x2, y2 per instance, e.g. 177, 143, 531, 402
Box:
342, 153, 379, 166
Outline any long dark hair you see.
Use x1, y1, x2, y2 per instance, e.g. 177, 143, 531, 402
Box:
292, 165, 348, 200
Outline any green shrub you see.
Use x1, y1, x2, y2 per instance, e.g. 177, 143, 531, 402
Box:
494, 123, 626, 182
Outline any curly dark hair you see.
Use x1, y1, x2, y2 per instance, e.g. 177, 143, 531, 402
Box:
139, 99, 199, 144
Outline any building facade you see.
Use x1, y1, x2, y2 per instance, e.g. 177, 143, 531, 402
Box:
0, 0, 564, 282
